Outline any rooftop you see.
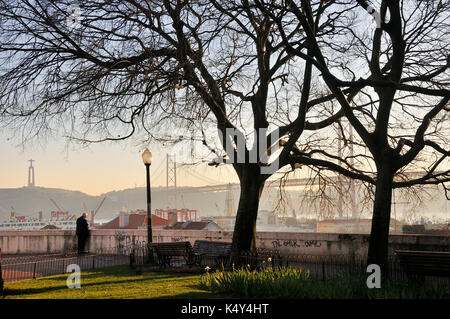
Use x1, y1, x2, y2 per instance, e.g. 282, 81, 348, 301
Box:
164, 220, 221, 230
100, 213, 170, 229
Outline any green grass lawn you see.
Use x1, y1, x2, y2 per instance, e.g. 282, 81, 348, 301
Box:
2, 266, 223, 299
4, 265, 447, 299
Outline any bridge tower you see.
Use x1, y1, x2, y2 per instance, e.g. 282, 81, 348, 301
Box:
166, 154, 177, 209
224, 183, 234, 216
166, 154, 177, 188
28, 159, 35, 187
337, 121, 358, 219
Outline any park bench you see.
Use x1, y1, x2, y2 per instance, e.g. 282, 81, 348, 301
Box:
192, 240, 232, 266
149, 241, 200, 268
394, 250, 450, 279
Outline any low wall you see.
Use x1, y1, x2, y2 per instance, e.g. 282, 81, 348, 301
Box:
0, 229, 449, 258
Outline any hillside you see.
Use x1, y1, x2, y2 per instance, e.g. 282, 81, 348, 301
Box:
0, 187, 110, 221
0, 183, 447, 224
0, 186, 236, 222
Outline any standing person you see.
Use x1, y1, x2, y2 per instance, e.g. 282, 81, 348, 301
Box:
76, 213, 89, 254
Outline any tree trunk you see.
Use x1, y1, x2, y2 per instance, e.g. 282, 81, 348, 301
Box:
230, 166, 265, 265
367, 163, 394, 276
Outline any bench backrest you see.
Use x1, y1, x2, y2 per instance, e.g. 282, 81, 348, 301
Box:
150, 241, 194, 257
193, 240, 232, 256
395, 250, 450, 277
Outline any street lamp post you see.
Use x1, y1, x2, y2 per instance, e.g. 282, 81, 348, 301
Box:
142, 148, 153, 262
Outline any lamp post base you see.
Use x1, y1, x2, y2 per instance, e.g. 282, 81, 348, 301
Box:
145, 244, 155, 265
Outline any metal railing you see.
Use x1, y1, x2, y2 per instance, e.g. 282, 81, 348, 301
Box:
2, 246, 449, 288
129, 246, 450, 287
1, 247, 131, 283
233, 250, 408, 281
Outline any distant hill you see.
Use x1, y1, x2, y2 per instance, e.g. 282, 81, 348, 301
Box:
0, 186, 110, 221
0, 186, 236, 222
0, 183, 447, 224
102, 186, 235, 218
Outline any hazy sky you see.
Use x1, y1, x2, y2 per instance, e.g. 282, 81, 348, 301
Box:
0, 132, 238, 196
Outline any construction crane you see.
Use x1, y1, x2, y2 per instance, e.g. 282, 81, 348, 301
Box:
49, 198, 68, 221
49, 198, 64, 211
90, 197, 106, 227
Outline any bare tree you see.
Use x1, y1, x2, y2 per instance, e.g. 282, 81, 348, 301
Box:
0, 0, 349, 261
3, 1, 446, 271
262, 0, 449, 273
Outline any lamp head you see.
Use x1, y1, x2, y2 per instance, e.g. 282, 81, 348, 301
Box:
142, 148, 153, 165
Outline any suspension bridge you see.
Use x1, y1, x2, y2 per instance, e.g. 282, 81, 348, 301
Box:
148, 154, 436, 194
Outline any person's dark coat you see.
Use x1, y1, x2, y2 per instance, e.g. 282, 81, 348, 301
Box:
76, 215, 89, 253
76, 216, 89, 237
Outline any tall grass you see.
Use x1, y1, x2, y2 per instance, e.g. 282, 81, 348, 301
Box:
200, 265, 310, 298
199, 265, 449, 299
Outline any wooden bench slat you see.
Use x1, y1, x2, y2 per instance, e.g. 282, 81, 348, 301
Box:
147, 240, 233, 268
394, 250, 450, 278
148, 242, 200, 267
192, 240, 232, 266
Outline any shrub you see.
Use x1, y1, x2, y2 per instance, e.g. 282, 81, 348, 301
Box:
199, 266, 449, 299
200, 265, 312, 298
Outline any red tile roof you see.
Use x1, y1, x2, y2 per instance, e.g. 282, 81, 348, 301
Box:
100, 213, 170, 229
164, 221, 220, 230
144, 214, 171, 227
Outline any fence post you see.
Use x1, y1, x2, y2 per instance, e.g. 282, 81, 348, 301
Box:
130, 252, 135, 268
33, 262, 37, 279
322, 262, 326, 282
0, 248, 3, 296
92, 255, 95, 269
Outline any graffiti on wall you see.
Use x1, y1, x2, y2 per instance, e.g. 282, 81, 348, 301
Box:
114, 231, 147, 251
271, 239, 322, 249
